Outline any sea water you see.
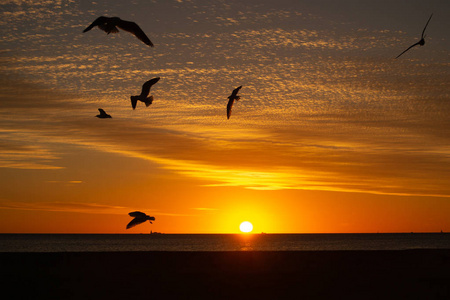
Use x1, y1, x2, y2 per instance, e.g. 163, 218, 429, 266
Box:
1, 233, 449, 252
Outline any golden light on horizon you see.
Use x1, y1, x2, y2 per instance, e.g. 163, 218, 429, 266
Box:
240, 221, 253, 233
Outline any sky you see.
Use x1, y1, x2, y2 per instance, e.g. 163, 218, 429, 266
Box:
0, 0, 449, 233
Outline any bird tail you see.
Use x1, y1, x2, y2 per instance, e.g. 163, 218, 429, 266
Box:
144, 96, 153, 107
131, 96, 138, 110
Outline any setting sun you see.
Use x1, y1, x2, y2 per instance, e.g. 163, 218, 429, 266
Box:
239, 221, 253, 233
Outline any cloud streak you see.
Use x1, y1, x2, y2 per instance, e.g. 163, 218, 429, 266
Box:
0, 199, 194, 217
0, 200, 129, 215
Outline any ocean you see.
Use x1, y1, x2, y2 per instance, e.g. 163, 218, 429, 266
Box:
1, 233, 449, 252
1, 0, 450, 237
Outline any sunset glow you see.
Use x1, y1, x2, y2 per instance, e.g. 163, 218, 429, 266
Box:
0, 0, 449, 234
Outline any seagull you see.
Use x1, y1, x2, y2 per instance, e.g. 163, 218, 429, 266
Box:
131, 77, 160, 109
227, 86, 242, 119
96, 108, 112, 118
83, 16, 154, 47
396, 13, 433, 59
126, 211, 155, 229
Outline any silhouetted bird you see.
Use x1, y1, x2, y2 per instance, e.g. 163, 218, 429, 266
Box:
126, 211, 155, 229
83, 16, 154, 47
96, 108, 111, 118
131, 77, 160, 109
227, 86, 242, 119
396, 13, 433, 59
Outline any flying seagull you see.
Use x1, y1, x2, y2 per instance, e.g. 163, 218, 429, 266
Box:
83, 16, 154, 47
396, 13, 433, 59
227, 86, 242, 119
126, 211, 155, 229
131, 77, 160, 109
96, 108, 112, 118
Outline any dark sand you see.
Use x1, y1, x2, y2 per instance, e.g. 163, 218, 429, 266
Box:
1, 250, 449, 299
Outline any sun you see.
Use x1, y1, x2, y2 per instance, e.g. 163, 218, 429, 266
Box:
239, 221, 253, 233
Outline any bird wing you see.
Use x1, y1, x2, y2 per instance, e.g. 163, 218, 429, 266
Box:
141, 77, 160, 97
98, 108, 107, 116
117, 20, 154, 47
395, 41, 420, 59
126, 217, 147, 229
129, 211, 147, 218
227, 98, 234, 119
83, 16, 109, 33
131, 97, 138, 110
421, 13, 433, 38
230, 86, 242, 98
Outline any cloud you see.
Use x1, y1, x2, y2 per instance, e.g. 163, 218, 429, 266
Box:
46, 180, 83, 184
0, 132, 64, 169
1, 75, 448, 197
0, 200, 129, 215
1, 1, 449, 199
192, 207, 218, 211
0, 200, 194, 217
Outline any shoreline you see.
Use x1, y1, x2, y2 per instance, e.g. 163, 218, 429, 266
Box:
2, 249, 449, 299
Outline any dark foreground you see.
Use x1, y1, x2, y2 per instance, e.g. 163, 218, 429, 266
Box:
1, 250, 449, 299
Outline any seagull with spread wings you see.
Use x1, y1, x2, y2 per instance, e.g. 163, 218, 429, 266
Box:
83, 16, 154, 47
130, 77, 160, 110
227, 86, 242, 120
126, 211, 155, 230
96, 108, 112, 118
396, 13, 433, 59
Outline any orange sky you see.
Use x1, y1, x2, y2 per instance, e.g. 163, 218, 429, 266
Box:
1, 0, 449, 233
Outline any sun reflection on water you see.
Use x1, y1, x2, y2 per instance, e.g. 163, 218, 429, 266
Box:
238, 233, 255, 251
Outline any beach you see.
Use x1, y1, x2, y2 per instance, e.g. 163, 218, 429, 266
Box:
2, 250, 449, 299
